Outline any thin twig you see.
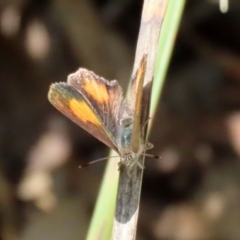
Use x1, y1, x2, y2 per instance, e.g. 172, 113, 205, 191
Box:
112, 1, 169, 239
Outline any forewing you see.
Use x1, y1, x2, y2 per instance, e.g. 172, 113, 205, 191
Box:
67, 68, 123, 147
48, 82, 119, 152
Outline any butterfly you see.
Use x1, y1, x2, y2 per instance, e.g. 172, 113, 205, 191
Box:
48, 54, 153, 169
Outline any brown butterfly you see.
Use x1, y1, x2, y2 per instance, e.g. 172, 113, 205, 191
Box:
48, 54, 153, 168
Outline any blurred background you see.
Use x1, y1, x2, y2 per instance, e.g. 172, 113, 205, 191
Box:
1, 0, 240, 239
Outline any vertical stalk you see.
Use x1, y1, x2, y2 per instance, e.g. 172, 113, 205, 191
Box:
112, 1, 169, 239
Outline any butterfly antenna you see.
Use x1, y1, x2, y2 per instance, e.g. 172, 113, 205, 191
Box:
79, 155, 120, 168
143, 153, 161, 159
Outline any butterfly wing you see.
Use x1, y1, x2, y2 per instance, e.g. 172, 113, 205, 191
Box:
130, 54, 147, 153
48, 69, 123, 152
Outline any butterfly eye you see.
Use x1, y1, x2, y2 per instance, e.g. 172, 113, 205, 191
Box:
120, 118, 133, 128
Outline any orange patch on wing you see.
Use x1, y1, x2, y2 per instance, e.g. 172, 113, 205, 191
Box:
83, 79, 109, 104
69, 98, 101, 126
